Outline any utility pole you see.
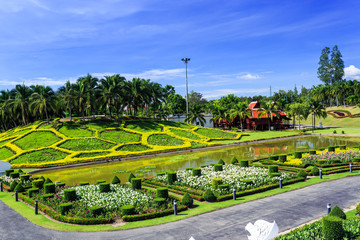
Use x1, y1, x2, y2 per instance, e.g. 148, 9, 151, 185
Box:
181, 58, 190, 122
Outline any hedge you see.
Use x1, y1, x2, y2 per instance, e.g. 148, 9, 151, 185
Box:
60, 202, 73, 215
322, 216, 344, 240
131, 178, 141, 190
192, 168, 201, 177
156, 187, 169, 199
214, 164, 223, 172
99, 183, 111, 193
121, 205, 135, 216
27, 187, 39, 197
89, 206, 104, 216
44, 183, 55, 194
63, 189, 76, 201
122, 205, 187, 222
240, 160, 249, 168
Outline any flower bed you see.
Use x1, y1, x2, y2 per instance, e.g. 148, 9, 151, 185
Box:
147, 134, 184, 146
11, 148, 69, 164
58, 126, 94, 138
14, 131, 61, 150
195, 128, 237, 139
303, 150, 360, 164
58, 138, 115, 151
99, 130, 141, 143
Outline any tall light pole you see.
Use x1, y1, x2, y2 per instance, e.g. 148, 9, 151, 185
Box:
181, 58, 190, 121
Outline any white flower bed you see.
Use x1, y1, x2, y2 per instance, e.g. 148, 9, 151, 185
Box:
155, 165, 292, 193
64, 184, 153, 211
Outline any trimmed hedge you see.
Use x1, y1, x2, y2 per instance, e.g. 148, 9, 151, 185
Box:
128, 173, 136, 183
154, 197, 166, 206
294, 152, 302, 158
44, 183, 55, 194
192, 168, 201, 177
203, 189, 217, 202
339, 145, 346, 150
96, 180, 106, 184
311, 166, 319, 176
79, 182, 89, 186
44, 178, 53, 184
309, 150, 317, 155
279, 155, 287, 162
40, 193, 54, 200
28, 187, 39, 197
32, 179, 44, 189
167, 171, 177, 185
269, 155, 279, 160
181, 193, 193, 207
60, 202, 73, 215
14, 183, 25, 192
322, 216, 344, 240
218, 184, 230, 191
212, 178, 222, 189
218, 159, 225, 165
298, 169, 307, 179
56, 182, 65, 188
186, 167, 193, 171
111, 176, 121, 184
10, 172, 19, 179
156, 187, 169, 199
5, 169, 14, 177
270, 172, 281, 178
89, 206, 103, 216
240, 160, 249, 168
20, 174, 31, 182
99, 183, 111, 193
328, 146, 335, 152
329, 205, 346, 220
230, 157, 238, 164
122, 205, 188, 222
131, 178, 141, 190
10, 181, 18, 191
121, 205, 135, 216
64, 189, 76, 201
214, 164, 223, 172
268, 165, 278, 173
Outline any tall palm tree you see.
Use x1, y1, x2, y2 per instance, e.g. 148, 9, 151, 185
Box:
6, 84, 32, 125
126, 78, 148, 118
229, 101, 250, 132
185, 104, 206, 126
210, 101, 229, 129
58, 81, 77, 121
74, 77, 88, 121
258, 101, 280, 131
29, 86, 57, 124
149, 82, 165, 119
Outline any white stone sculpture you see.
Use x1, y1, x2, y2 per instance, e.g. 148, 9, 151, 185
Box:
245, 220, 279, 240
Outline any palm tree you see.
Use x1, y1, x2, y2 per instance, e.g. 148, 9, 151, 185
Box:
185, 104, 206, 126
229, 101, 250, 132
6, 84, 32, 125
258, 101, 280, 131
126, 78, 148, 118
29, 86, 57, 124
209, 101, 229, 129
58, 81, 77, 121
149, 82, 165, 119
73, 77, 89, 121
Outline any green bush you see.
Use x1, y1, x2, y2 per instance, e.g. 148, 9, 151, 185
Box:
332, 159, 341, 164
339, 145, 346, 150
64, 189, 77, 201
240, 160, 249, 168
96, 180, 106, 184
56, 182, 65, 188
268, 165, 278, 173
298, 169, 307, 179
218, 159, 225, 165
319, 147, 326, 151
230, 157, 238, 164
89, 206, 103, 216
294, 152, 302, 158
20, 174, 31, 182
309, 150, 317, 155
167, 171, 177, 185
44, 183, 55, 194
317, 159, 326, 165
328, 146, 335, 152
192, 168, 201, 177
203, 189, 217, 202
44, 178, 53, 184
27, 188, 39, 197
214, 164, 223, 172
5, 169, 14, 177
279, 155, 287, 162
333, 130, 337, 134
99, 183, 111, 193
131, 178, 141, 190
269, 155, 279, 160
322, 216, 343, 240
60, 202, 73, 215
10, 172, 19, 179
212, 178, 222, 189
154, 197, 166, 206
156, 172, 165, 176
356, 202, 360, 215
242, 179, 252, 185
218, 184, 230, 191
111, 176, 121, 184
10, 181, 18, 191
181, 193, 193, 207
128, 173, 136, 183
186, 167, 193, 171
32, 179, 44, 189
79, 182, 89, 186
200, 165, 208, 168
29, 176, 39, 181
40, 193, 54, 200
311, 166, 319, 176
156, 187, 169, 198
121, 205, 135, 215
270, 172, 281, 178
329, 205, 346, 220
14, 183, 25, 192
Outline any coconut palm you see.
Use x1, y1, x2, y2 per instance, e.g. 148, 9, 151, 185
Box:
6, 84, 32, 125
229, 101, 250, 132
58, 81, 77, 121
258, 101, 280, 131
184, 104, 206, 126
29, 86, 57, 124
126, 78, 149, 118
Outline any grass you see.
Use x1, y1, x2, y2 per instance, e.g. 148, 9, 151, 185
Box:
6, 128, 31, 138
125, 122, 162, 132
58, 138, 115, 151
148, 134, 184, 146
195, 128, 237, 139
312, 128, 360, 135
38, 123, 54, 129
0, 147, 14, 160
0, 138, 14, 147
100, 130, 141, 143
58, 126, 93, 138
170, 128, 201, 140
1, 171, 359, 232
74, 151, 111, 158
238, 131, 300, 142
157, 121, 193, 129
11, 149, 69, 164
190, 142, 208, 148
118, 144, 150, 152
85, 119, 121, 129
14, 132, 61, 150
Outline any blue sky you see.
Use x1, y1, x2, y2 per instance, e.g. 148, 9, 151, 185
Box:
1, 0, 360, 99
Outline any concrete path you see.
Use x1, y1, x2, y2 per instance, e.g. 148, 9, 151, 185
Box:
2, 176, 360, 240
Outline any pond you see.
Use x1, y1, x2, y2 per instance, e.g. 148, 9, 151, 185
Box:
34, 136, 360, 185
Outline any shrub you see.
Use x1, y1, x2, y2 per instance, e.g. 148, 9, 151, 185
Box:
270, 173, 281, 178
356, 202, 360, 215
14, 183, 25, 192
333, 130, 337, 134
44, 183, 55, 194
279, 155, 287, 162
156, 187, 169, 198
28, 188, 39, 197
242, 179, 252, 185
218, 159, 225, 165
10, 181, 18, 191
230, 157, 238, 164
322, 216, 343, 240
56, 182, 65, 188
214, 164, 223, 172
44, 178, 53, 184
294, 152, 302, 158
328, 146, 335, 152
269, 155, 279, 160
341, 130, 345, 134
154, 198, 166, 206
319, 147, 326, 151
240, 160, 249, 168
128, 173, 136, 183
10, 172, 19, 179
309, 150, 317, 155
181, 193, 193, 207
5, 169, 14, 177
298, 169, 307, 179
186, 167, 193, 171
218, 184, 230, 191
121, 205, 135, 215
329, 205, 346, 220
131, 178, 141, 190
311, 166, 319, 176
96, 180, 106, 184
203, 189, 217, 202
89, 206, 103, 216
79, 182, 89, 186
64, 189, 77, 201
29, 176, 39, 181
192, 168, 201, 177
268, 165, 278, 173
111, 176, 121, 184
40, 193, 54, 200
60, 202, 73, 215
200, 165, 208, 168
167, 171, 177, 184
318, 159, 326, 165
332, 159, 341, 164
32, 179, 44, 189
20, 174, 30, 182
99, 183, 111, 193
156, 172, 165, 176
339, 145, 346, 150
212, 178, 222, 189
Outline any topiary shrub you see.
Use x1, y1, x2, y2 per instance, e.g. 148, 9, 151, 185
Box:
20, 174, 31, 182
111, 176, 121, 184
270, 172, 281, 178
214, 164, 223, 172
5, 169, 14, 177
99, 183, 111, 193
218, 159, 225, 165
90, 206, 103, 216
29, 176, 40, 181
268, 165, 278, 173
28, 188, 39, 198
56, 182, 65, 188
156, 172, 165, 176
156, 187, 169, 198
32, 179, 44, 189
279, 155, 287, 162
154, 198, 166, 206
240, 160, 249, 168
329, 205, 346, 220
231, 157, 238, 164
64, 189, 77, 201
242, 179, 252, 185
131, 178, 141, 190
298, 169, 307, 179
218, 184, 230, 191
356, 202, 360, 215
96, 180, 106, 184
44, 178, 53, 184
339, 145, 346, 150
186, 167, 193, 171
10, 172, 19, 179
203, 189, 217, 202
79, 182, 89, 186
311, 166, 319, 176
181, 193, 193, 207
40, 194, 54, 201
333, 130, 337, 134
167, 171, 177, 185
212, 178, 222, 189
200, 165, 208, 168
14, 183, 25, 192
294, 152, 302, 158
128, 173, 136, 183
10, 181, 18, 191
322, 216, 344, 240
192, 168, 201, 177
319, 147, 326, 151
44, 183, 55, 194
60, 202, 73, 215
328, 146, 335, 152
332, 159, 341, 164
269, 155, 279, 160
121, 205, 135, 215
309, 150, 317, 155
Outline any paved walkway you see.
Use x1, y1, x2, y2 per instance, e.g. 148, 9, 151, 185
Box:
2, 176, 360, 240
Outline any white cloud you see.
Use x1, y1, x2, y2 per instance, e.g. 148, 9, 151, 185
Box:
236, 73, 261, 80
345, 65, 360, 80
202, 88, 269, 99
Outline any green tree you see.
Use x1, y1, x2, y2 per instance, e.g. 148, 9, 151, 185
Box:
318, 47, 332, 85
184, 104, 206, 126
6, 84, 32, 125
58, 81, 77, 122
330, 45, 344, 84
29, 86, 57, 124
188, 90, 208, 108
166, 94, 186, 116
229, 102, 250, 131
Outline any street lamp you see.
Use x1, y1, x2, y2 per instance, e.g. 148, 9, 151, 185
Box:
181, 58, 190, 122
312, 105, 315, 133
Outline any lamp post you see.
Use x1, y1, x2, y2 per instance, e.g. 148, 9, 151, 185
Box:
181, 58, 190, 122
312, 105, 315, 133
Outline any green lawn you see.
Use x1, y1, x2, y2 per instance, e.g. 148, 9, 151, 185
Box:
74, 151, 111, 158
118, 144, 150, 152
157, 121, 193, 129
99, 130, 141, 143
312, 128, 360, 135
11, 149, 69, 164
14, 132, 61, 150
195, 128, 237, 139
125, 122, 162, 132
58, 126, 94, 138
0, 147, 14, 160
170, 128, 201, 140
0, 138, 14, 147
148, 134, 184, 146
58, 138, 115, 151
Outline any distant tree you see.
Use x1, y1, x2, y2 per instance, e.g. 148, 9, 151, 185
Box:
185, 104, 206, 126
318, 47, 332, 85
258, 101, 280, 131
330, 45, 345, 84
166, 94, 186, 116
188, 91, 208, 108
229, 102, 250, 132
